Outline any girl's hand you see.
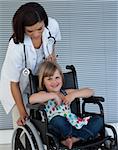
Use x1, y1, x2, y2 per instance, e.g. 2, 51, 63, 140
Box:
54, 94, 62, 106
53, 92, 65, 106
63, 93, 75, 105
63, 88, 94, 105
17, 111, 28, 126
56, 92, 65, 101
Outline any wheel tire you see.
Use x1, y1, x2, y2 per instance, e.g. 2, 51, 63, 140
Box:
12, 119, 44, 150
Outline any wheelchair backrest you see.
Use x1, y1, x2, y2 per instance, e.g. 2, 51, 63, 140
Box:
29, 65, 78, 93
63, 65, 78, 89
29, 73, 39, 94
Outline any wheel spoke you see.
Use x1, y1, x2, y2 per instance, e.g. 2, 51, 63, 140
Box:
15, 128, 26, 150
15, 138, 26, 150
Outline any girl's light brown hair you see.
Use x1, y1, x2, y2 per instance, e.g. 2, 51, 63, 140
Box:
38, 61, 64, 91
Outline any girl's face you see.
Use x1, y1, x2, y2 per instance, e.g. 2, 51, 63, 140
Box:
25, 21, 45, 40
43, 69, 63, 92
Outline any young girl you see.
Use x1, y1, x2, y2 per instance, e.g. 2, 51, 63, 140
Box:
29, 61, 103, 149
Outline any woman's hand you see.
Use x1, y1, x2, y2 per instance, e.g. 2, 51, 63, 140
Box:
17, 111, 28, 126
45, 54, 57, 62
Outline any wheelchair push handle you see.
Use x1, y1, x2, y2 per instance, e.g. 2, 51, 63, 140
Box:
66, 65, 76, 72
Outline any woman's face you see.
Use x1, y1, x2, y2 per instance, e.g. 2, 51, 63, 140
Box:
43, 69, 63, 92
25, 21, 45, 40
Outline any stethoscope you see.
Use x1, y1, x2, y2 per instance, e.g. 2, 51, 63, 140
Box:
22, 44, 30, 76
22, 28, 56, 76
46, 27, 56, 57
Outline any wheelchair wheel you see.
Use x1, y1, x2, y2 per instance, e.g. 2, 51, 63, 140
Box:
12, 119, 45, 150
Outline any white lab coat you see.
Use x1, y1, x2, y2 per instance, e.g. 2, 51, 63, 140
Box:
0, 17, 61, 114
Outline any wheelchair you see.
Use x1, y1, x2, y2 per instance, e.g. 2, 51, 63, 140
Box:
12, 65, 118, 150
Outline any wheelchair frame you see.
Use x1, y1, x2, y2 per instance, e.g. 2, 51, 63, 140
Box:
12, 65, 118, 150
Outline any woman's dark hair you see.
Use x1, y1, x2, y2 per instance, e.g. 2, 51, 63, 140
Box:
11, 2, 48, 43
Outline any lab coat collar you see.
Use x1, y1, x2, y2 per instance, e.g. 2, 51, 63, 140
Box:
42, 27, 51, 58
24, 34, 32, 46
42, 27, 49, 43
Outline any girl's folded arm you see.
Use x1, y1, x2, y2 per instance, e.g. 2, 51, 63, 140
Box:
29, 91, 57, 104
66, 88, 94, 99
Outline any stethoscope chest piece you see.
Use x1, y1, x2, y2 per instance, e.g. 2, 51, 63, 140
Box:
23, 68, 30, 76
23, 44, 30, 76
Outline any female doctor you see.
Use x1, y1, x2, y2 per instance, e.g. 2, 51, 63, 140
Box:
0, 2, 61, 127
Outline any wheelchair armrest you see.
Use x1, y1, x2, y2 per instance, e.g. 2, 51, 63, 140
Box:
27, 103, 47, 124
83, 96, 105, 103
82, 96, 104, 115
26, 103, 45, 110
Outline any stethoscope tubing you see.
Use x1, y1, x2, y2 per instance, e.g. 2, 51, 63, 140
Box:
23, 29, 56, 76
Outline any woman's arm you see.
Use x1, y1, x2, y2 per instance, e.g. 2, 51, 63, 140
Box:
29, 91, 62, 105
11, 82, 28, 125
46, 48, 57, 62
63, 88, 94, 105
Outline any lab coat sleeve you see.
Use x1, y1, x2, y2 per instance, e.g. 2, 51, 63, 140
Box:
53, 19, 61, 41
1, 39, 24, 82
48, 17, 61, 41
0, 39, 24, 113
0, 76, 15, 114
43, 17, 61, 57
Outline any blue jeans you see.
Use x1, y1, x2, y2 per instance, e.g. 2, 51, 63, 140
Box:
48, 115, 103, 141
